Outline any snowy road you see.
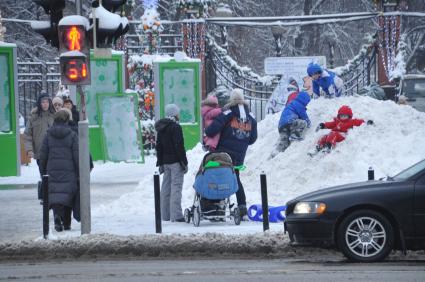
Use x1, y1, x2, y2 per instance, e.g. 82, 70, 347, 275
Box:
1, 258, 425, 282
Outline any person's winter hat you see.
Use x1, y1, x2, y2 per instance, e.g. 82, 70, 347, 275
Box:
165, 103, 180, 118
201, 95, 218, 106
54, 108, 72, 123
288, 77, 299, 89
229, 88, 245, 105
52, 96, 63, 106
337, 105, 353, 118
62, 96, 74, 105
307, 63, 323, 76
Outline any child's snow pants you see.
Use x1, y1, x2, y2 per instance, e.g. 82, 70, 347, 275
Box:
276, 119, 308, 152
318, 131, 346, 148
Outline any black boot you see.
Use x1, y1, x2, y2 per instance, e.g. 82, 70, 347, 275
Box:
54, 215, 63, 232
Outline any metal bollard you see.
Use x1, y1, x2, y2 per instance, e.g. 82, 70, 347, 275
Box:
260, 173, 269, 232
42, 175, 49, 239
154, 172, 162, 233
368, 167, 375, 181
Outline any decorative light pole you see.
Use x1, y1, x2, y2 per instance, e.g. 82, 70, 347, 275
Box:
271, 25, 284, 57
214, 3, 232, 50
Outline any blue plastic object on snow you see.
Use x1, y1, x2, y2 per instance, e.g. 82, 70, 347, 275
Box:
194, 167, 239, 200
248, 204, 286, 223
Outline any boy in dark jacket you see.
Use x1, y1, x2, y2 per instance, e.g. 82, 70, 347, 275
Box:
39, 108, 79, 232
155, 104, 188, 222
205, 89, 257, 216
276, 91, 311, 153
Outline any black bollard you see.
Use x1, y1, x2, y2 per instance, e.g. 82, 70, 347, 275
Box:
368, 167, 375, 181
154, 172, 162, 233
260, 173, 269, 232
42, 175, 49, 239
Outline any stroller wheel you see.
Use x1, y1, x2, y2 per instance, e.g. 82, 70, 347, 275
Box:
193, 206, 201, 227
184, 208, 191, 223
233, 207, 241, 226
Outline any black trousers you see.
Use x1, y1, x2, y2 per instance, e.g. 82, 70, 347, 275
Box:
235, 170, 246, 206
51, 204, 72, 227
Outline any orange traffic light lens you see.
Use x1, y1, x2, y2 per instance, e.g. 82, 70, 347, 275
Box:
66, 26, 82, 51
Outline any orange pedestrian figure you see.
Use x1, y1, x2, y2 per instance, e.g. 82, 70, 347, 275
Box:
68, 27, 81, 51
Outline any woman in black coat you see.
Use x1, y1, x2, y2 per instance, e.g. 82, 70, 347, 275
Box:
39, 108, 79, 232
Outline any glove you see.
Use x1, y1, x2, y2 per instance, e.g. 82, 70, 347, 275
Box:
181, 163, 188, 174
315, 123, 325, 132
367, 120, 374, 125
158, 165, 164, 175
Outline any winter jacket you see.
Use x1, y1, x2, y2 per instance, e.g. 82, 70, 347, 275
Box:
323, 117, 364, 133
39, 123, 79, 208
205, 104, 257, 166
24, 108, 55, 159
155, 118, 188, 167
68, 105, 80, 132
313, 70, 344, 98
285, 91, 298, 106
201, 105, 222, 150
278, 91, 311, 130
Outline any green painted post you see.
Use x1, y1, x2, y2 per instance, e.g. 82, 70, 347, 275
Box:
153, 59, 202, 150
0, 44, 20, 176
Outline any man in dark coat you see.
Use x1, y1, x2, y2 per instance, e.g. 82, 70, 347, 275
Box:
205, 89, 258, 216
39, 108, 79, 232
155, 104, 188, 222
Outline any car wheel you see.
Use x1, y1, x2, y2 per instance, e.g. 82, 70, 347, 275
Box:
337, 209, 394, 262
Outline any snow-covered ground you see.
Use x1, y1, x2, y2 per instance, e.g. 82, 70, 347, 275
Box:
2, 95, 425, 240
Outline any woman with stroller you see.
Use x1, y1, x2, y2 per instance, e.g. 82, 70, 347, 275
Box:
205, 89, 257, 217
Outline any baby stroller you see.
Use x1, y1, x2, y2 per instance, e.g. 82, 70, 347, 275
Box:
184, 152, 242, 226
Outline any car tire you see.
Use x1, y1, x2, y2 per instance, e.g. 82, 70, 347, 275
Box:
337, 209, 394, 262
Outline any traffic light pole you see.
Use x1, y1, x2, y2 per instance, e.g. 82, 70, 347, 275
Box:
76, 0, 82, 16
77, 85, 91, 235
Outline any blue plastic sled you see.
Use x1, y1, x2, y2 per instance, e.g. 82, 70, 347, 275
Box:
248, 204, 287, 223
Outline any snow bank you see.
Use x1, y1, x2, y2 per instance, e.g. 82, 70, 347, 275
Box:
88, 95, 425, 237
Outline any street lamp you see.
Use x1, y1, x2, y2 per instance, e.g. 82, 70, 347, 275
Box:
271, 25, 284, 57
214, 3, 232, 50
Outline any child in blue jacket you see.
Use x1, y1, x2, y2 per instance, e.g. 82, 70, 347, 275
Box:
307, 63, 344, 98
276, 91, 311, 153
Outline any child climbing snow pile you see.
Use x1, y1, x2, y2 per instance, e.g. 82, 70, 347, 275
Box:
201, 95, 221, 151
274, 91, 311, 155
314, 105, 373, 153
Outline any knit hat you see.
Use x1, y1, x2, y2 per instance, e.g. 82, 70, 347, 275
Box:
52, 96, 63, 106
54, 108, 72, 123
229, 88, 244, 105
165, 103, 180, 118
201, 95, 218, 106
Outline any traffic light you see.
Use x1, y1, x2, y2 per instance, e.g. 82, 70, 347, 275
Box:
31, 0, 66, 48
58, 16, 91, 85
89, 0, 129, 48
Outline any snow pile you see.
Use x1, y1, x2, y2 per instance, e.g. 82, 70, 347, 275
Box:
90, 95, 425, 236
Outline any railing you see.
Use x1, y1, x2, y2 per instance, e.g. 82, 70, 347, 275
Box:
17, 61, 61, 120
208, 38, 276, 120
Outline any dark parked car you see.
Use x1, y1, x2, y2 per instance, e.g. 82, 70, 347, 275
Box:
284, 159, 425, 262
398, 74, 425, 112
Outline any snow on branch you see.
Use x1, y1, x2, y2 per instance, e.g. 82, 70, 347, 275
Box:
331, 33, 377, 77
389, 33, 407, 81
207, 35, 275, 86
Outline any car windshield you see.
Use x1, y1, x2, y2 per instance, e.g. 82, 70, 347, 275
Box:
403, 78, 425, 98
392, 159, 425, 181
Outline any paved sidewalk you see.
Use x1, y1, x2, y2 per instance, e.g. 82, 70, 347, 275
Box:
0, 182, 138, 243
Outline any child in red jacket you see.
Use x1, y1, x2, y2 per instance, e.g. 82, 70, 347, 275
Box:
315, 105, 373, 152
